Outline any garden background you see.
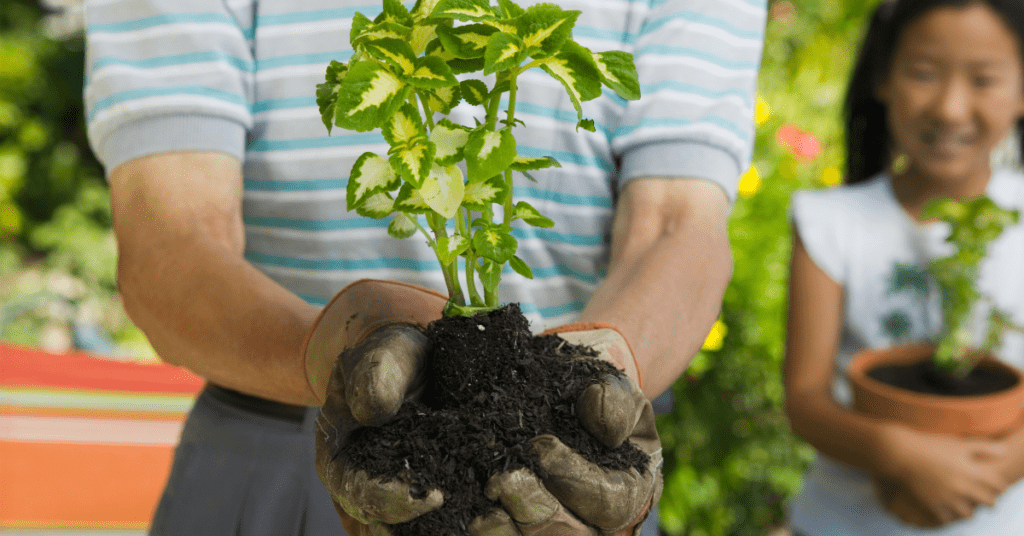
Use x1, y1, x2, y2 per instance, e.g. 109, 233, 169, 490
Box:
0, 0, 881, 534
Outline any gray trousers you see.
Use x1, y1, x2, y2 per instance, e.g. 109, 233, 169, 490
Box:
151, 384, 661, 536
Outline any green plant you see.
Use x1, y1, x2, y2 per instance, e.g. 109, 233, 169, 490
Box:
315, 0, 638, 316
922, 196, 1022, 379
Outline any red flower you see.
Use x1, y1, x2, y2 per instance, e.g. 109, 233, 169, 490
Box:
776, 124, 822, 160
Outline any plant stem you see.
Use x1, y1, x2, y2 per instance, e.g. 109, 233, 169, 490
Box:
427, 213, 464, 305
459, 207, 485, 306
503, 71, 519, 227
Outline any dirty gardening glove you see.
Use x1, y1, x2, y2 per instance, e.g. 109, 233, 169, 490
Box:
472, 324, 663, 536
302, 279, 448, 536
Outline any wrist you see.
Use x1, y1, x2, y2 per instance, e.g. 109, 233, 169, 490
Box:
872, 422, 916, 480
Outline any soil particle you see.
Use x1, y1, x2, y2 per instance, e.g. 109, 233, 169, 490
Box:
340, 304, 649, 536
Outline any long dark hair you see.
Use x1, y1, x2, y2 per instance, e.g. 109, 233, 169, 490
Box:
844, 0, 1024, 184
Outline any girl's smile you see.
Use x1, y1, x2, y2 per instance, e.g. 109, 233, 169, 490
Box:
878, 2, 1024, 201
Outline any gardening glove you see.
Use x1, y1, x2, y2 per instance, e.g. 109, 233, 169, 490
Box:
301, 278, 448, 535
471, 324, 663, 536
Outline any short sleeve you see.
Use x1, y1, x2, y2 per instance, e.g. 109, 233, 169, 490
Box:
83, 0, 256, 174
614, 0, 768, 203
791, 189, 847, 284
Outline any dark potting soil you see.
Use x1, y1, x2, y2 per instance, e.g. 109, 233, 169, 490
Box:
340, 303, 650, 536
867, 358, 1019, 397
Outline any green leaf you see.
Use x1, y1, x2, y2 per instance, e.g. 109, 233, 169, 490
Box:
509, 255, 533, 279
463, 174, 509, 210
484, 32, 526, 75
411, 0, 443, 19
510, 155, 560, 171
356, 192, 396, 218
537, 40, 601, 121
472, 222, 517, 263
496, 0, 526, 18
350, 12, 374, 43
388, 213, 418, 239
316, 60, 348, 133
465, 127, 516, 182
420, 163, 466, 219
335, 60, 410, 132
409, 22, 439, 55
516, 4, 579, 58
421, 84, 462, 114
363, 38, 417, 75
430, 119, 471, 165
352, 21, 410, 47
577, 118, 595, 132
593, 50, 640, 100
459, 79, 489, 105
380, 0, 413, 26
436, 23, 497, 59
395, 183, 433, 214
477, 258, 504, 294
434, 234, 471, 265
382, 103, 434, 187
347, 152, 400, 211
431, 0, 495, 21
512, 201, 554, 227
403, 55, 458, 89
447, 57, 486, 75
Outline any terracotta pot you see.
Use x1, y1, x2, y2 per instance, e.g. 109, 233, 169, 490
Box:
847, 343, 1024, 527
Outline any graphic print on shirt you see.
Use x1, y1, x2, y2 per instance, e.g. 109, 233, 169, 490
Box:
879, 262, 931, 342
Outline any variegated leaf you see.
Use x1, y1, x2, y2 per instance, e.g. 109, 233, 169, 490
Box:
422, 85, 462, 114
388, 213, 418, 239
463, 174, 509, 210
436, 23, 496, 59
496, 0, 525, 18
434, 235, 471, 265
430, 119, 471, 165
389, 141, 434, 189
509, 255, 534, 279
593, 50, 640, 100
510, 155, 560, 171
419, 163, 465, 219
347, 152, 399, 210
459, 79, 489, 105
404, 55, 458, 89
512, 201, 554, 228
350, 12, 374, 43
409, 23, 438, 55
537, 40, 601, 121
465, 127, 516, 182
484, 32, 525, 75
516, 4, 579, 58
395, 183, 433, 214
477, 259, 503, 295
411, 0, 443, 19
352, 20, 410, 47
447, 57, 486, 75
472, 223, 517, 263
363, 38, 417, 75
357, 192, 396, 219
382, 103, 425, 147
316, 60, 348, 133
431, 0, 495, 22
379, 0, 413, 26
335, 60, 410, 132
480, 18, 517, 35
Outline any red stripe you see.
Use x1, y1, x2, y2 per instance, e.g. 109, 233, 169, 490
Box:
1, 343, 203, 394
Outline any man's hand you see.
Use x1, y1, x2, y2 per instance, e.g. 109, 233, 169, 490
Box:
475, 326, 663, 536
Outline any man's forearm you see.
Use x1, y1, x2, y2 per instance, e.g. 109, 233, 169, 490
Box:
111, 152, 321, 405
578, 178, 733, 398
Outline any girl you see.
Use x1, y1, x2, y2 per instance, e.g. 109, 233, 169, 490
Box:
784, 0, 1024, 534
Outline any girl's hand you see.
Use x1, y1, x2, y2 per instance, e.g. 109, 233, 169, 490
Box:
878, 425, 1010, 526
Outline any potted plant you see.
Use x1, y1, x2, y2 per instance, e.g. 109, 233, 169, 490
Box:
310, 0, 651, 534
847, 194, 1024, 526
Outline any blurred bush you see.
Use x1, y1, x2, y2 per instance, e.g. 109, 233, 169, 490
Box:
656, 1, 883, 534
0, 0, 153, 358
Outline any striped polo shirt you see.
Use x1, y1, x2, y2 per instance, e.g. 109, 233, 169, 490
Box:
84, 0, 766, 331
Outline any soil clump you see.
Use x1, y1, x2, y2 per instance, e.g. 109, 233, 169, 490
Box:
340, 304, 649, 536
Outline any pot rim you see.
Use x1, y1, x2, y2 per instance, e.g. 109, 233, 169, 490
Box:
847, 342, 1024, 407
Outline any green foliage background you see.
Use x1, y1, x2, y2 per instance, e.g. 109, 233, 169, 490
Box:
0, 0, 886, 533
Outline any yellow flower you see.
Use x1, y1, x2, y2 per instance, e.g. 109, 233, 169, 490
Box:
702, 319, 727, 351
820, 165, 842, 187
738, 166, 762, 198
755, 95, 771, 126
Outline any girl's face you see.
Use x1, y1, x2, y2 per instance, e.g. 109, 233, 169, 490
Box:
878, 2, 1024, 194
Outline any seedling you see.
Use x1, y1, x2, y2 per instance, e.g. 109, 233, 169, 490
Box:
922, 196, 1022, 379
316, 0, 639, 317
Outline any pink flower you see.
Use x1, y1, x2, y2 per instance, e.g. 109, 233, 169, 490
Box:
776, 124, 822, 160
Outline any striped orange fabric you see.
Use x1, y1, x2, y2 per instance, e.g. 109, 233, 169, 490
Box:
0, 343, 203, 530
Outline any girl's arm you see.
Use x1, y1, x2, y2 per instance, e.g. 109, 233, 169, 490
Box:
784, 229, 1009, 525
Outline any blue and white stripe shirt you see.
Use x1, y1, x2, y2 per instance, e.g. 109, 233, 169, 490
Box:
84, 0, 766, 331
